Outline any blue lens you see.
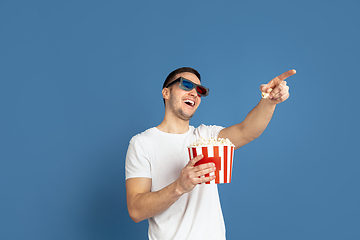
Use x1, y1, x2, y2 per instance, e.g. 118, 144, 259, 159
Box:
182, 79, 194, 89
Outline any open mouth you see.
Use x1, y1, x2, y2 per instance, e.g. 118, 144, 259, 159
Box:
183, 99, 195, 107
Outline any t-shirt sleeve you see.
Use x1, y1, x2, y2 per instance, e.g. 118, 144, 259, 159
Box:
125, 136, 152, 180
194, 124, 225, 139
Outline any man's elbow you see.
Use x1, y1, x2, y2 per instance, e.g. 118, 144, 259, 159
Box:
245, 129, 264, 143
251, 132, 262, 141
128, 208, 146, 223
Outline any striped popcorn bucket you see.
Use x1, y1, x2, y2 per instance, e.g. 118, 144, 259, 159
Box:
187, 145, 235, 184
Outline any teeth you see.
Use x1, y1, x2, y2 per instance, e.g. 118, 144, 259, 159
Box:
184, 100, 195, 106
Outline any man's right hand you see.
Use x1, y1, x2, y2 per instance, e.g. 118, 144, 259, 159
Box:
175, 154, 217, 195
126, 155, 216, 223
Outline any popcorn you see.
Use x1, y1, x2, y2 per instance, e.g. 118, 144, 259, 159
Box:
189, 137, 235, 147
187, 137, 235, 184
262, 92, 270, 98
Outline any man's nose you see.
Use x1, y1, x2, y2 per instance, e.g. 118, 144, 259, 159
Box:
189, 88, 198, 97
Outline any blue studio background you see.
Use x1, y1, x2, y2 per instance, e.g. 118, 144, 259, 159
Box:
1, 0, 360, 239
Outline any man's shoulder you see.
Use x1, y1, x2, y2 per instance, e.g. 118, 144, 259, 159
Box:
194, 124, 225, 132
129, 124, 225, 142
193, 124, 225, 139
130, 127, 158, 143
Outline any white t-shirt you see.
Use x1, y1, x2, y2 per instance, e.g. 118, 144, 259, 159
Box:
125, 124, 226, 240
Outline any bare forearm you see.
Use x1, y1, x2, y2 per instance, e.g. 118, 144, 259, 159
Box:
127, 155, 216, 223
219, 98, 276, 148
127, 181, 182, 223
241, 98, 276, 139
220, 69, 295, 148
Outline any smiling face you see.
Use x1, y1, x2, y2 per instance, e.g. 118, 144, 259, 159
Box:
163, 72, 202, 121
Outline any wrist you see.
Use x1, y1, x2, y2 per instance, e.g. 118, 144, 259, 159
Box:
260, 98, 277, 109
261, 92, 277, 106
173, 180, 185, 196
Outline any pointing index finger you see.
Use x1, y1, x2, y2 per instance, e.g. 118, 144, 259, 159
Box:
278, 69, 296, 81
266, 69, 296, 89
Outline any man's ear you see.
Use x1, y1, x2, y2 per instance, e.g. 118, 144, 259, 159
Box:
162, 88, 170, 101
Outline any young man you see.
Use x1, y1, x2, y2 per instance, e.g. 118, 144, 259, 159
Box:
125, 67, 296, 240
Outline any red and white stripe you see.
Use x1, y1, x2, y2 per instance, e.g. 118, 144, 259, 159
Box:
187, 145, 234, 184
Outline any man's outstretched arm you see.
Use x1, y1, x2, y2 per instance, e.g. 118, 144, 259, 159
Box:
218, 69, 296, 149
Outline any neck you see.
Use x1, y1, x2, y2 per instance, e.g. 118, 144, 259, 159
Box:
157, 113, 190, 134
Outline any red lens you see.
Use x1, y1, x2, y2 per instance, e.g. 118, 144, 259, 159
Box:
196, 86, 207, 95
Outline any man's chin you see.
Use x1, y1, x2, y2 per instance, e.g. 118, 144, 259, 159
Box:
178, 114, 193, 121
177, 110, 195, 121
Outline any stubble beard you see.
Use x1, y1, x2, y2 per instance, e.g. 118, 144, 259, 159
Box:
168, 94, 195, 121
